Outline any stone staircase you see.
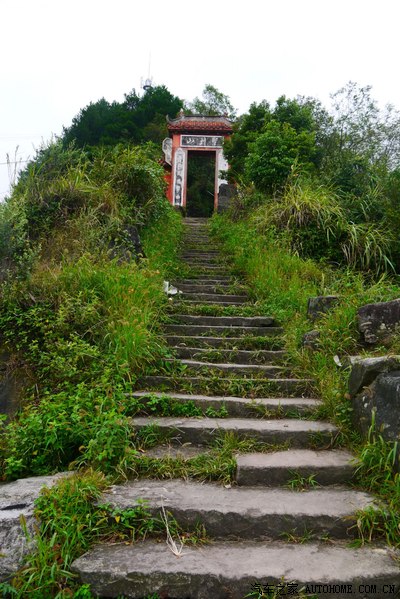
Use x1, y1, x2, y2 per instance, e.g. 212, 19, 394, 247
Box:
72, 218, 400, 598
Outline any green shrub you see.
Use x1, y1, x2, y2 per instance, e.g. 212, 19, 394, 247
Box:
244, 122, 316, 193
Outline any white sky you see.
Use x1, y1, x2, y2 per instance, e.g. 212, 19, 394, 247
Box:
1, 0, 400, 200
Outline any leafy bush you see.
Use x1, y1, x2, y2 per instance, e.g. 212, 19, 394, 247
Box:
0, 201, 183, 479
245, 122, 316, 193
245, 177, 395, 274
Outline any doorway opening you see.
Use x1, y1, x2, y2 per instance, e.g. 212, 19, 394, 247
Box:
186, 151, 215, 217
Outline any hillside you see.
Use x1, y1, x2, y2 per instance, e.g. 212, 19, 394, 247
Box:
1, 83, 400, 597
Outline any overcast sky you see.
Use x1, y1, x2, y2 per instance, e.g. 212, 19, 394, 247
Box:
1, 0, 400, 200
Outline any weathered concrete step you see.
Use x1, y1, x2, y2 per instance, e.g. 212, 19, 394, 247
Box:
188, 265, 227, 271
131, 392, 322, 417
183, 250, 219, 255
175, 277, 232, 284
138, 376, 312, 397
236, 449, 356, 486
132, 416, 335, 446
182, 238, 212, 243
72, 540, 400, 599
180, 300, 249, 307
139, 375, 313, 396
97, 479, 375, 540
180, 293, 248, 303
171, 346, 286, 364
165, 336, 284, 349
172, 315, 275, 327
182, 255, 221, 262
175, 284, 234, 293
164, 324, 283, 337
173, 359, 285, 377
184, 260, 225, 266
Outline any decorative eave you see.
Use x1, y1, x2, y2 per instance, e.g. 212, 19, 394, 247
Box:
167, 114, 233, 135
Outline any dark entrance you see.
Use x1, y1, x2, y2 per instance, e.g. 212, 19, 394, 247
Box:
186, 151, 215, 217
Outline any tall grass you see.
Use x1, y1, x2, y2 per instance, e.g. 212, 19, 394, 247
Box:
0, 139, 184, 481
249, 177, 395, 274
210, 209, 400, 545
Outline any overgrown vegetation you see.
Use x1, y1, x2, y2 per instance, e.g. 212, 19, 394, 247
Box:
2, 79, 400, 595
1, 470, 206, 598
0, 139, 186, 482
224, 82, 400, 272
209, 210, 400, 547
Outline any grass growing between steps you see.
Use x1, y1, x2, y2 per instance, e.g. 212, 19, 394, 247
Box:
0, 470, 207, 598
210, 212, 400, 547
131, 431, 289, 485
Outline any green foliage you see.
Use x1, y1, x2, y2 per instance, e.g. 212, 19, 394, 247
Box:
237, 176, 395, 275
210, 210, 400, 546
0, 179, 184, 479
186, 84, 236, 119
1, 470, 108, 597
1, 470, 204, 597
0, 141, 172, 284
225, 83, 400, 271
62, 85, 183, 147
245, 123, 316, 193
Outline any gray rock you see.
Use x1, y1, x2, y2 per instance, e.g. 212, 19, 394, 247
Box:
217, 183, 236, 213
108, 225, 144, 262
302, 330, 320, 350
0, 346, 30, 418
348, 355, 400, 396
352, 370, 400, 442
357, 298, 400, 344
307, 296, 339, 321
0, 473, 69, 582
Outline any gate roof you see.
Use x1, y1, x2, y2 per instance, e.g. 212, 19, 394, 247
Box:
167, 114, 233, 135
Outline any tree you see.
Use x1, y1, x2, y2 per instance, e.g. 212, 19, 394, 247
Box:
245, 121, 316, 193
186, 84, 237, 119
223, 101, 271, 180
62, 85, 183, 148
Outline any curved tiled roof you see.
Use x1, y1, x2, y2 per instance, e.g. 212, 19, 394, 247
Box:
167, 114, 233, 134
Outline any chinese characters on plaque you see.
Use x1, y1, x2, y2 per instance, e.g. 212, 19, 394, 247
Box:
181, 135, 223, 148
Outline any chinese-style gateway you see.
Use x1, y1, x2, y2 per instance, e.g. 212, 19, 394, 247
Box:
162, 114, 233, 215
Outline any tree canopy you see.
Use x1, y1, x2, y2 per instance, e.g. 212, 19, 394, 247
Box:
185, 84, 237, 119
62, 85, 183, 148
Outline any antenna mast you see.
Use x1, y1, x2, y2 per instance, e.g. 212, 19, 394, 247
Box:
141, 52, 153, 91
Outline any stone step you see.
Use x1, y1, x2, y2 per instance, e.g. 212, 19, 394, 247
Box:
187, 265, 227, 272
182, 255, 221, 262
131, 391, 322, 417
174, 283, 234, 293
183, 238, 212, 241
184, 260, 225, 266
72, 540, 400, 599
165, 336, 284, 350
179, 299, 248, 307
183, 260, 222, 267
180, 293, 248, 303
164, 324, 284, 337
138, 375, 313, 396
183, 250, 220, 255
131, 416, 335, 446
95, 479, 374, 540
172, 315, 275, 327
172, 359, 285, 377
171, 346, 286, 364
236, 449, 356, 486
175, 277, 232, 284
